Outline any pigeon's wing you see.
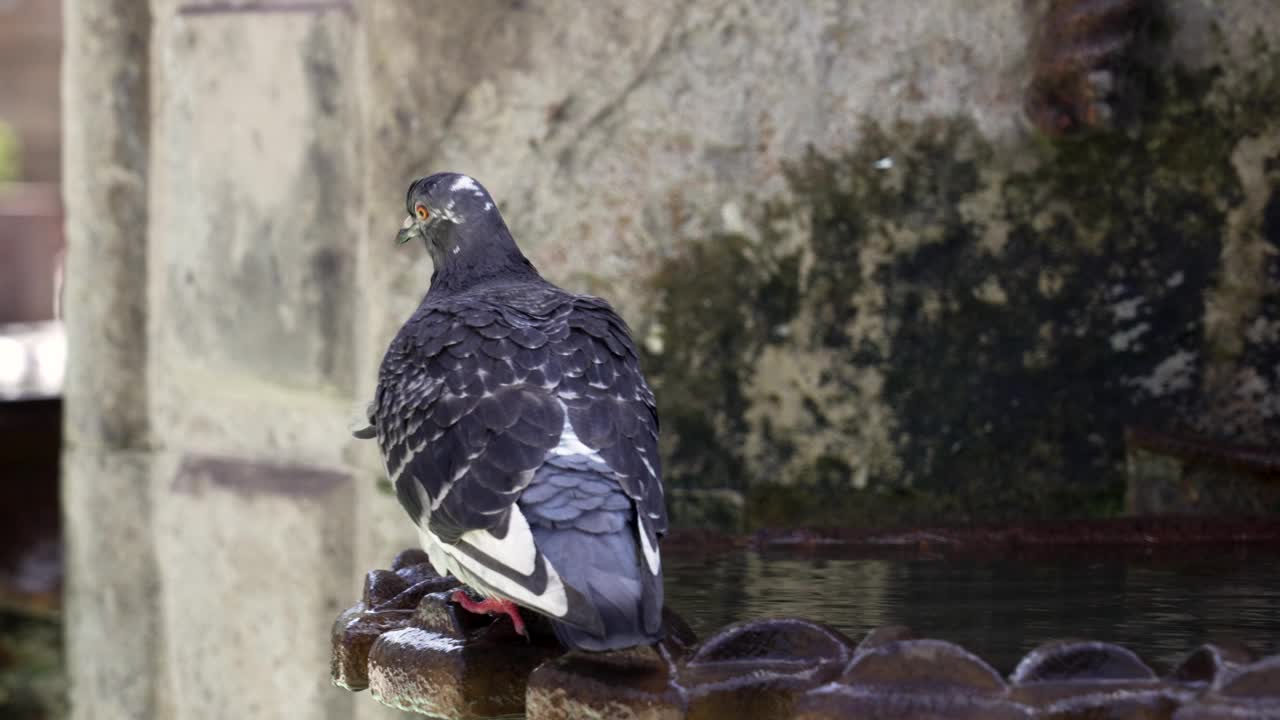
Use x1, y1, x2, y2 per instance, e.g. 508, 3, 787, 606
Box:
555, 295, 667, 557
570, 296, 665, 523
374, 302, 600, 629
376, 305, 567, 533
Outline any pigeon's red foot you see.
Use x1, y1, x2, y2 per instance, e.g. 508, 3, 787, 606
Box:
450, 590, 527, 637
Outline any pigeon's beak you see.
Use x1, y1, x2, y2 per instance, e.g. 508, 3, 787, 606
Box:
396, 215, 420, 245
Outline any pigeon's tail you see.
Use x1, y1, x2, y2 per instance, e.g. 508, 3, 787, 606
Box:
521, 461, 664, 652
532, 523, 664, 651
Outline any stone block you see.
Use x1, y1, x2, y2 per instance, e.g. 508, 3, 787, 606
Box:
1009, 639, 1186, 717
1011, 639, 1157, 684
526, 644, 686, 720
151, 376, 361, 469
334, 549, 616, 719
61, 449, 163, 720
331, 555, 460, 696
148, 5, 361, 396
334, 561, 699, 719
681, 618, 854, 720
1168, 643, 1258, 685
332, 602, 414, 693
686, 617, 853, 665
794, 638, 1026, 720
328, 567, 1280, 720
152, 452, 357, 719
839, 638, 1008, 696
368, 590, 563, 718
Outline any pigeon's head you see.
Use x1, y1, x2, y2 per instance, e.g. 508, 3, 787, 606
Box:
397, 172, 497, 249
396, 172, 537, 289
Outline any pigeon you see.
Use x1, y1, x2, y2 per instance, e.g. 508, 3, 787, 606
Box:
361, 172, 666, 651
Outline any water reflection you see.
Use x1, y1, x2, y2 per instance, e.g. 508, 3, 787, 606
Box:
664, 549, 1280, 673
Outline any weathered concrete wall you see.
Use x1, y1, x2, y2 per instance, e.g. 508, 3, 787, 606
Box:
62, 0, 1280, 718
361, 0, 1280, 527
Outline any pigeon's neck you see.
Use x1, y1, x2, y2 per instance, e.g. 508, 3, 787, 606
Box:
428, 221, 541, 294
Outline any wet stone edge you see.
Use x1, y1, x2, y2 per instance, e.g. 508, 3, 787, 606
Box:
331, 549, 1280, 719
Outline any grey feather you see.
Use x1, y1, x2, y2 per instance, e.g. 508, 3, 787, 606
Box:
531, 523, 662, 651
520, 462, 663, 650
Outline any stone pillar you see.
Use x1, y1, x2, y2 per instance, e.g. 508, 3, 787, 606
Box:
60, 0, 162, 718
63, 0, 381, 717
142, 2, 363, 717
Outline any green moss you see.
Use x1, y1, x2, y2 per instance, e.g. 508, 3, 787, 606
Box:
646, 42, 1280, 529
641, 228, 802, 493
0, 121, 19, 183
667, 488, 746, 534
0, 610, 65, 720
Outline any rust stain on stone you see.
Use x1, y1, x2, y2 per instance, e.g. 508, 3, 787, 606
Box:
172, 453, 349, 499
1024, 0, 1160, 136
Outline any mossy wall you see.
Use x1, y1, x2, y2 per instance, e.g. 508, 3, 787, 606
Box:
353, 2, 1280, 534
643, 37, 1280, 529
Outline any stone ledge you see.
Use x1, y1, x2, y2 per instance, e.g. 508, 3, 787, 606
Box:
333, 549, 1280, 719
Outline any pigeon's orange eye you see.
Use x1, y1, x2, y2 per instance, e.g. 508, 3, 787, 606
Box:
415, 204, 429, 221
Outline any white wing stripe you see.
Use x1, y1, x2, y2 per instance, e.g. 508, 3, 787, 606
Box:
638, 519, 661, 574
440, 550, 570, 618
457, 507, 537, 575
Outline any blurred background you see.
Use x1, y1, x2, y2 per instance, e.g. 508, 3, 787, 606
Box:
1, 0, 65, 717
0, 0, 1277, 718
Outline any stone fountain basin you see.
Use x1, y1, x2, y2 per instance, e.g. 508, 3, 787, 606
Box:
332, 547, 1280, 720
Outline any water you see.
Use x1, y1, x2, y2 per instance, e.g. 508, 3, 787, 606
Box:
664, 547, 1280, 673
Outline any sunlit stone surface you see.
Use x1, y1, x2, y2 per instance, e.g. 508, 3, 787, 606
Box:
331, 602, 414, 693
332, 551, 1280, 719
368, 605, 562, 719
527, 644, 688, 720
330, 551, 462, 692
